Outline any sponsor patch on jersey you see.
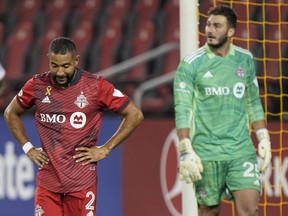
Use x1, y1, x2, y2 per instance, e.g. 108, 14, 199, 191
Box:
70, 112, 87, 129
233, 82, 245, 98
235, 66, 246, 77
113, 88, 124, 97
74, 92, 89, 108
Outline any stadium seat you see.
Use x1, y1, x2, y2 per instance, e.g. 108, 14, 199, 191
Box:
17, 0, 42, 22
77, 0, 101, 22
162, 20, 179, 74
266, 42, 280, 59
5, 21, 33, 80
199, 0, 213, 14
232, 3, 248, 21
98, 18, 122, 71
107, 0, 131, 20
0, 0, 8, 13
265, 60, 280, 78
0, 22, 5, 44
44, 0, 71, 23
128, 19, 155, 81
265, 24, 280, 41
163, 0, 179, 42
135, 0, 160, 21
70, 20, 93, 68
265, 5, 280, 22
37, 21, 63, 74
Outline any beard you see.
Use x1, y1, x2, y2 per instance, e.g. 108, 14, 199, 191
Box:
207, 33, 229, 49
52, 73, 74, 87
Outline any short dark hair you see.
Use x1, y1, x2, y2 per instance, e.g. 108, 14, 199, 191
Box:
49, 37, 77, 55
208, 5, 237, 28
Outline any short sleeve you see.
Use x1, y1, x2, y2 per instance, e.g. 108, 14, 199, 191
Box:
98, 78, 130, 112
16, 77, 35, 109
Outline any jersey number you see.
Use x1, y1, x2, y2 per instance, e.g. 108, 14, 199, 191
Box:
85, 191, 96, 211
243, 161, 259, 177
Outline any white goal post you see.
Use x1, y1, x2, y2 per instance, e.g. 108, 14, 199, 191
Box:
179, 0, 199, 216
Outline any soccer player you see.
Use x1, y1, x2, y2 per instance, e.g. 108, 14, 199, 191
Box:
174, 5, 271, 216
4, 37, 144, 216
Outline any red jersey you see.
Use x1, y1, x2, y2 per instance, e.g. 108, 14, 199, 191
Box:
17, 69, 130, 193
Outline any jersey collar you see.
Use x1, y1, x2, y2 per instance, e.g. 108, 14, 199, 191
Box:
49, 68, 82, 89
205, 43, 235, 58
70, 68, 82, 86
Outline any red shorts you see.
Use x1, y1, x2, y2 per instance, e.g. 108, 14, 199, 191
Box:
34, 185, 97, 216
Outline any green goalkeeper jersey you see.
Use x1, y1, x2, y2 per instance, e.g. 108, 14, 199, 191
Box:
174, 44, 265, 161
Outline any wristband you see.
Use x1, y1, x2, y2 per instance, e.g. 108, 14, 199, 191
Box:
256, 128, 270, 141
22, 142, 34, 154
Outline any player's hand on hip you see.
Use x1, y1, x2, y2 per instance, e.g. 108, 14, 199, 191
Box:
256, 128, 272, 173
73, 146, 109, 165
177, 138, 203, 183
27, 148, 49, 168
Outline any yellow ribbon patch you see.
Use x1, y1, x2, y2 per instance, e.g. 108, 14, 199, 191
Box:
45, 86, 52, 96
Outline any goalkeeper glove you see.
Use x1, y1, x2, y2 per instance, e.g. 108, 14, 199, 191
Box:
256, 128, 272, 173
177, 138, 203, 183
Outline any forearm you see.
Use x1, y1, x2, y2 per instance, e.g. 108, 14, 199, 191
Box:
4, 98, 30, 146
252, 119, 267, 131
104, 105, 143, 152
4, 112, 30, 146
177, 128, 190, 140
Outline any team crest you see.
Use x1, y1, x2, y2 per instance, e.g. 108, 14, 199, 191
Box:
35, 204, 44, 216
74, 92, 89, 108
198, 188, 208, 199
235, 66, 246, 77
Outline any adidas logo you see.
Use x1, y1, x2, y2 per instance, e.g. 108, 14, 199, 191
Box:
203, 71, 213, 78
41, 96, 51, 103
253, 180, 260, 186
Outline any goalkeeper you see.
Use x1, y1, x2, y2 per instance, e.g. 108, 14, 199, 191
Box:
174, 5, 271, 216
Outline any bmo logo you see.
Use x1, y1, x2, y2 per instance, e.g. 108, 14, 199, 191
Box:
70, 112, 86, 129
160, 128, 182, 216
39, 112, 86, 129
40, 113, 66, 123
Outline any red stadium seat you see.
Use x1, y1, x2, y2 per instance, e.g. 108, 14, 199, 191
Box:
265, 24, 280, 41
70, 20, 93, 68
107, 0, 131, 20
98, 18, 122, 71
5, 21, 33, 80
37, 21, 63, 73
77, 0, 101, 21
44, 0, 71, 23
128, 19, 155, 81
17, 0, 42, 22
135, 0, 160, 21
0, 22, 5, 43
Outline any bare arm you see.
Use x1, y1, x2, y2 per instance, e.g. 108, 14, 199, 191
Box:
177, 128, 190, 141
4, 96, 49, 167
251, 119, 267, 132
74, 101, 144, 165
4, 96, 30, 145
102, 101, 144, 152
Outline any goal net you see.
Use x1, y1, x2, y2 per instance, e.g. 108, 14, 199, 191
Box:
198, 1, 288, 215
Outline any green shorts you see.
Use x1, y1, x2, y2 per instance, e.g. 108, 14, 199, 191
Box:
194, 154, 261, 206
